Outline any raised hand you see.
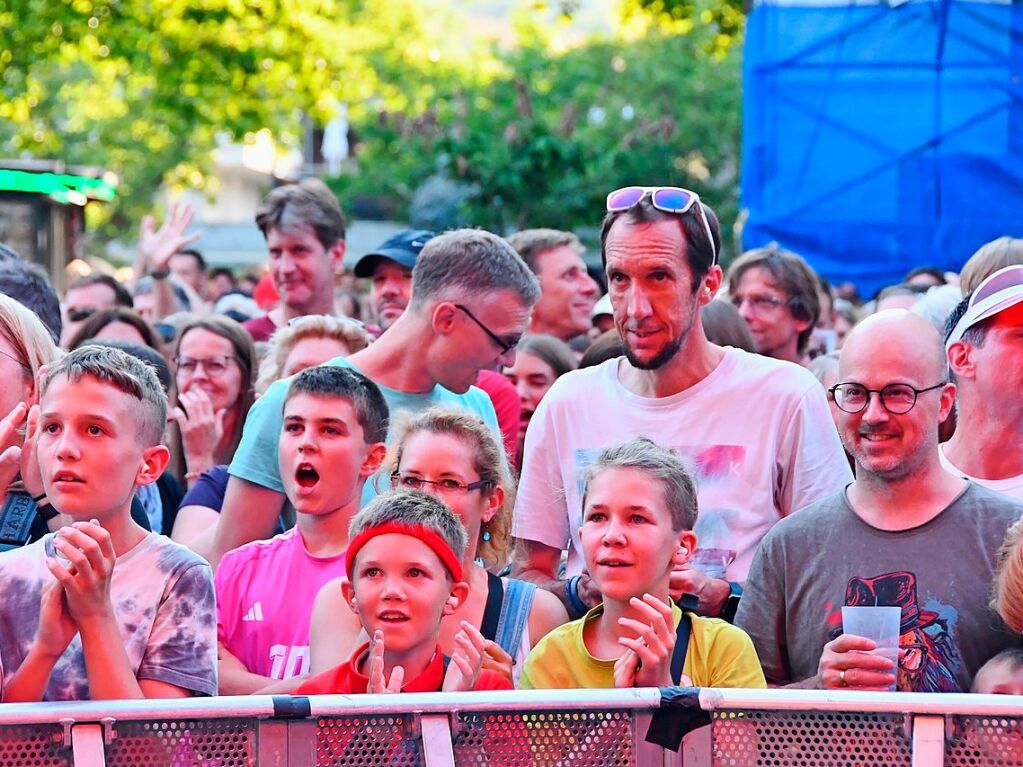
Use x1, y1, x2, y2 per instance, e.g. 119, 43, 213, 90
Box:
34, 579, 78, 659
0, 401, 27, 497
817, 633, 898, 691
481, 639, 514, 683
442, 621, 487, 692
365, 630, 404, 694
138, 201, 202, 272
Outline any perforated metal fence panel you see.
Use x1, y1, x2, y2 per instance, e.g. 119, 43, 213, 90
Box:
105, 718, 256, 767
0, 723, 70, 767
946, 715, 1023, 767
451, 709, 636, 767
712, 710, 913, 766
316, 714, 423, 767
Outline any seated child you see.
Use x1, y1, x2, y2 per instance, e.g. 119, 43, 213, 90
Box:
972, 648, 1023, 695
215, 365, 388, 693
520, 437, 766, 689
0, 345, 217, 701
297, 490, 512, 693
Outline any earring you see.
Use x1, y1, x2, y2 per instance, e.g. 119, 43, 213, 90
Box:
482, 524, 491, 543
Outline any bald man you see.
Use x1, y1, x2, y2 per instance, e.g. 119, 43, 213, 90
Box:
737, 311, 1022, 692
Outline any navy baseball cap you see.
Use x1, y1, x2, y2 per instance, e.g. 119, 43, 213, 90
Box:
352, 229, 435, 278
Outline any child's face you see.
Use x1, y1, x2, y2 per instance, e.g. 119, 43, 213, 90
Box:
344, 533, 461, 657
38, 374, 164, 520
973, 658, 1023, 695
279, 392, 380, 515
580, 467, 690, 603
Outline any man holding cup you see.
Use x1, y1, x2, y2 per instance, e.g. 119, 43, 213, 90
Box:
736, 310, 1022, 692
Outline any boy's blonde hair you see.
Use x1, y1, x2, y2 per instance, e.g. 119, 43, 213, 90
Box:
41, 346, 167, 446
993, 517, 1023, 633
349, 490, 468, 567
581, 437, 699, 532
389, 407, 512, 569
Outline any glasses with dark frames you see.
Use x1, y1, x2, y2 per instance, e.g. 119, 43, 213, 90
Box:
455, 304, 521, 355
827, 381, 947, 415
390, 471, 492, 496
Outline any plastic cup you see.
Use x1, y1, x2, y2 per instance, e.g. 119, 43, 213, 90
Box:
841, 605, 901, 691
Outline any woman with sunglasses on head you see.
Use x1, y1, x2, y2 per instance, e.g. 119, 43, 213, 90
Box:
169, 315, 256, 489
308, 407, 568, 685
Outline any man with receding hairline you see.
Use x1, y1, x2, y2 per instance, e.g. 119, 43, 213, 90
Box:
737, 310, 1022, 692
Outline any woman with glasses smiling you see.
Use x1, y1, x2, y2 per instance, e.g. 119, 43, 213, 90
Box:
308, 407, 568, 686
169, 315, 256, 489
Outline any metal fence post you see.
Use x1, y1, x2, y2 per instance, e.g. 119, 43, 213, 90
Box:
70, 724, 105, 767
911, 714, 947, 767
420, 713, 456, 767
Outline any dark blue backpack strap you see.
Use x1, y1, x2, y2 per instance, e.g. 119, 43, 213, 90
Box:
670, 593, 699, 686
0, 492, 38, 552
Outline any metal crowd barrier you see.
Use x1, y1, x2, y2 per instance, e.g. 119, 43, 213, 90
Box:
0, 687, 1020, 766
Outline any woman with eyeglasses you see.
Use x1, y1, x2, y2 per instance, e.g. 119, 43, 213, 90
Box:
307, 407, 568, 685
169, 315, 256, 489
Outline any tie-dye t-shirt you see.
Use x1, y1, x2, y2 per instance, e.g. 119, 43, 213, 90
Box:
0, 532, 217, 700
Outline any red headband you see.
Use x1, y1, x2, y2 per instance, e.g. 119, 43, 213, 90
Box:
345, 521, 463, 582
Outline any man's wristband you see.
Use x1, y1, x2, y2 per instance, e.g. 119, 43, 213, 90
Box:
33, 495, 59, 523
565, 575, 589, 619
721, 581, 743, 623
150, 267, 171, 280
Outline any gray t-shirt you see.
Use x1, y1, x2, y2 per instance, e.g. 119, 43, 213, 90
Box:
736, 482, 1022, 692
0, 532, 217, 700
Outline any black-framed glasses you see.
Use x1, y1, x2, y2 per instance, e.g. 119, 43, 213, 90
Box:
828, 381, 947, 415
606, 186, 718, 264
454, 304, 521, 355
390, 471, 492, 496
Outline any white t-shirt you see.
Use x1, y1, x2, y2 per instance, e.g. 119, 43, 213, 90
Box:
512, 349, 853, 581
939, 445, 1023, 502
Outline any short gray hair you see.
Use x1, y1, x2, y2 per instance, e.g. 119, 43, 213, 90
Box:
41, 345, 167, 446
349, 490, 468, 564
582, 437, 699, 532
410, 229, 540, 309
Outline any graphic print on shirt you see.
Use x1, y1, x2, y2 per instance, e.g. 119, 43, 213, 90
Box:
829, 571, 960, 692
573, 443, 747, 576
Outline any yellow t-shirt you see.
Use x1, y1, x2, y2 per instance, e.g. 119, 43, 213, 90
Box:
519, 602, 766, 689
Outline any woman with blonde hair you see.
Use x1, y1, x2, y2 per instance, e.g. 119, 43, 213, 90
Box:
961, 237, 1023, 295
255, 315, 371, 395
308, 407, 568, 685
0, 293, 61, 545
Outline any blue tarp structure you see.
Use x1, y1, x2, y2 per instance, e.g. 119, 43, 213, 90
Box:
741, 0, 1023, 296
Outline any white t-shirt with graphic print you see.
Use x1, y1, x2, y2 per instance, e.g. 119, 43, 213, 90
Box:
513, 348, 853, 582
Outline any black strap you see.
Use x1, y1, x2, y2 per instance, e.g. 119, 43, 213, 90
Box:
480, 571, 504, 642
0, 493, 38, 551
670, 593, 700, 685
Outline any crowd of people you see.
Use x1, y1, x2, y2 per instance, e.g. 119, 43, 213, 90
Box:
0, 179, 1020, 705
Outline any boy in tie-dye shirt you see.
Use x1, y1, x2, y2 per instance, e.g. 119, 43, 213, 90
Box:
0, 346, 217, 701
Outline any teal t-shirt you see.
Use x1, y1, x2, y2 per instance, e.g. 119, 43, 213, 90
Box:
228, 357, 501, 506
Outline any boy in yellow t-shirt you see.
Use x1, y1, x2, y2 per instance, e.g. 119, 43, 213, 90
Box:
520, 437, 765, 690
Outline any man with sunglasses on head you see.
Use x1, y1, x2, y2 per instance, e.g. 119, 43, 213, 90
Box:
941, 265, 1023, 501
512, 186, 850, 621
727, 245, 821, 365
736, 310, 1022, 692
200, 229, 538, 567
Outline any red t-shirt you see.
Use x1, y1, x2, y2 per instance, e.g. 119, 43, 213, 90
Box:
475, 370, 520, 460
296, 642, 512, 694
241, 314, 278, 343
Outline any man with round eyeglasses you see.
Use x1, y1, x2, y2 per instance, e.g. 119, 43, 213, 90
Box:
726, 245, 820, 365
737, 310, 1022, 692
202, 229, 539, 567
512, 186, 850, 622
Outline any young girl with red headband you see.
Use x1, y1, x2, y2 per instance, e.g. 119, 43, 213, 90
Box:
297, 491, 511, 694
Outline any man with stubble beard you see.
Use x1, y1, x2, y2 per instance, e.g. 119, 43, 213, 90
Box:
511, 187, 851, 622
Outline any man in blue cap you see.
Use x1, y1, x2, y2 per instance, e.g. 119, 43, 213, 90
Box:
353, 230, 434, 333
